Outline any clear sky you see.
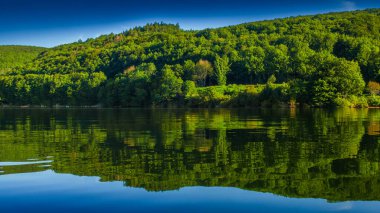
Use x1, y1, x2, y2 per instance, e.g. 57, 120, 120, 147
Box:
0, 0, 379, 47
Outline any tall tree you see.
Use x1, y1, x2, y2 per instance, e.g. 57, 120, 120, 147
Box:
214, 55, 230, 86
153, 65, 183, 104
193, 60, 213, 87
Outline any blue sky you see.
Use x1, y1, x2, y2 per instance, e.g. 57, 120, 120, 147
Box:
0, 0, 379, 47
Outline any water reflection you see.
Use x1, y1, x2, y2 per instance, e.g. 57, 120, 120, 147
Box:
0, 108, 379, 202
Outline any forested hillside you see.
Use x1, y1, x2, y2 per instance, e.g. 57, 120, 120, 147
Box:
0, 46, 46, 74
1, 9, 380, 107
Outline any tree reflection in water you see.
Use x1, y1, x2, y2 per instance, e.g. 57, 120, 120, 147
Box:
0, 108, 379, 202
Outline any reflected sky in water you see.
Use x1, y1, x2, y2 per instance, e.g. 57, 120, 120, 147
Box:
2, 170, 380, 213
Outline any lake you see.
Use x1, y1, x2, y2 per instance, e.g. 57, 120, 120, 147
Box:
0, 108, 380, 213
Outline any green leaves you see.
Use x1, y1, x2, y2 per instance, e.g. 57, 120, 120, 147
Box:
214, 55, 230, 86
2, 9, 380, 107
0, 72, 106, 106
153, 65, 183, 105
308, 53, 365, 106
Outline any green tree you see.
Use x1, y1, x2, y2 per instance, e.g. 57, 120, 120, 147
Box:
214, 55, 230, 86
310, 52, 365, 106
183, 60, 196, 81
153, 65, 183, 104
245, 46, 265, 83
193, 60, 213, 87
123, 63, 156, 106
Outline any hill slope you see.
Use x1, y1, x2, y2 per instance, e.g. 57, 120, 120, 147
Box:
0, 46, 46, 73
1, 9, 380, 107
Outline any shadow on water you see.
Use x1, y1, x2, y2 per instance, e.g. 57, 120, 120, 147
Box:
0, 108, 379, 202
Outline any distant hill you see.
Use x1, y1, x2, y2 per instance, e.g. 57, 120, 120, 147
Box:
0, 45, 46, 73
18, 9, 380, 80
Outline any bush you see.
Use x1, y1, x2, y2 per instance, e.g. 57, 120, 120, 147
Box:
334, 96, 369, 108
183, 81, 198, 99
185, 84, 269, 107
350, 96, 369, 108
225, 85, 262, 107
333, 97, 353, 107
368, 81, 380, 95
195, 87, 229, 107
367, 95, 380, 107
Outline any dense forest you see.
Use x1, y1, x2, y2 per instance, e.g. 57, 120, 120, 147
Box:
1, 108, 380, 201
0, 46, 46, 74
1, 9, 380, 107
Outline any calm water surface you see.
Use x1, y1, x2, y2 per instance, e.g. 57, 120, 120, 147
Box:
0, 108, 380, 213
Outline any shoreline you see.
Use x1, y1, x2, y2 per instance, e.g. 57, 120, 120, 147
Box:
1, 105, 380, 109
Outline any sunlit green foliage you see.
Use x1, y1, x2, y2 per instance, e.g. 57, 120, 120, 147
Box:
2, 9, 380, 106
0, 46, 46, 74
0, 72, 106, 105
214, 55, 230, 86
